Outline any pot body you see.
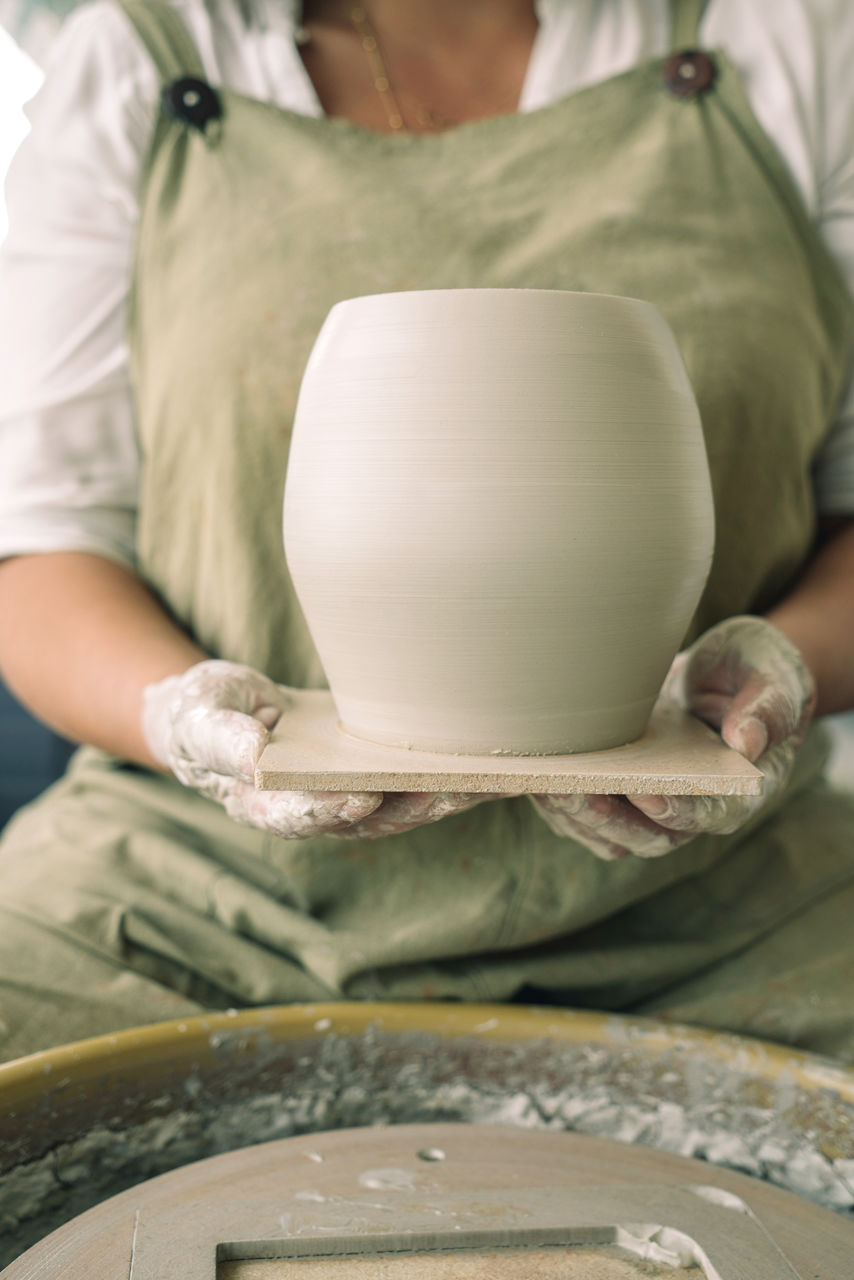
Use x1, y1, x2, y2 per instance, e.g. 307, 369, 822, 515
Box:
284, 289, 714, 754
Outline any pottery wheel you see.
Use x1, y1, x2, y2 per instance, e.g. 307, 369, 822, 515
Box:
5, 1124, 854, 1279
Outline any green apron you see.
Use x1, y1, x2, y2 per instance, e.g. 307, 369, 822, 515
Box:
2, 0, 854, 1062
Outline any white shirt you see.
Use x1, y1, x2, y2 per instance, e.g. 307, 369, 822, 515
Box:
2, 0, 854, 570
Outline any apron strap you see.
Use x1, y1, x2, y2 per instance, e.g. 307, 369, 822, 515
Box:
112, 0, 206, 83
670, 0, 709, 49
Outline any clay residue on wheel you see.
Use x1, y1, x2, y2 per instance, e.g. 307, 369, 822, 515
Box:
2, 1027, 854, 1267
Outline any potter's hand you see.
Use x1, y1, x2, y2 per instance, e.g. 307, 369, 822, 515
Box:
338, 789, 505, 840
142, 660, 383, 837
529, 616, 815, 860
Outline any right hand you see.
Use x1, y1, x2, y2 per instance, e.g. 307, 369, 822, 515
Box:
141, 659, 501, 841
141, 659, 385, 838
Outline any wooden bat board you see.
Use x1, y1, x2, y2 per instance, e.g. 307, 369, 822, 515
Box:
255, 690, 763, 796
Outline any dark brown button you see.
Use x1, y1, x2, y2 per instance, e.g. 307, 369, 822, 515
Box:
663, 50, 717, 98
162, 77, 223, 133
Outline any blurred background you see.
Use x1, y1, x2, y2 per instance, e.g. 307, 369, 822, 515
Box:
0, 1, 852, 828
0, 6, 73, 828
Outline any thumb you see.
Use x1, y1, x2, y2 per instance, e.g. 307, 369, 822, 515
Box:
680, 617, 814, 762
175, 705, 271, 781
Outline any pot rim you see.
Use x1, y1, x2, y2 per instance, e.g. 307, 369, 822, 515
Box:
328, 285, 660, 316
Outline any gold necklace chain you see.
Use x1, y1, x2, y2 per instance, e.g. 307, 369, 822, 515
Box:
350, 5, 451, 133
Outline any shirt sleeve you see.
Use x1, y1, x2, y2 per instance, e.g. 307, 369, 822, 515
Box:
0, 2, 158, 568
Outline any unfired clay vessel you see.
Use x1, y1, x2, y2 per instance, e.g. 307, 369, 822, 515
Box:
284, 289, 714, 755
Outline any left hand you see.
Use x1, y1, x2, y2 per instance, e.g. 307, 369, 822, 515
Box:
530, 615, 816, 860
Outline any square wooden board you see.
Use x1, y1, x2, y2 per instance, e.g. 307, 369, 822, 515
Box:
255, 690, 763, 796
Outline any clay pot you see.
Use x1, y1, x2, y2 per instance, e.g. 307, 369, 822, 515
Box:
284, 289, 714, 755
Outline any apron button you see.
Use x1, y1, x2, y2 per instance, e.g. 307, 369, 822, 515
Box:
162, 77, 223, 132
663, 50, 717, 98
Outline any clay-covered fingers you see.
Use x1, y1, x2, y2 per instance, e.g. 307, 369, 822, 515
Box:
629, 790, 753, 837
531, 617, 816, 860
208, 778, 384, 839
529, 792, 693, 859
139, 660, 385, 838
677, 615, 815, 762
340, 790, 503, 839
166, 706, 270, 785
141, 663, 509, 840
143, 659, 295, 784
632, 733, 802, 837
